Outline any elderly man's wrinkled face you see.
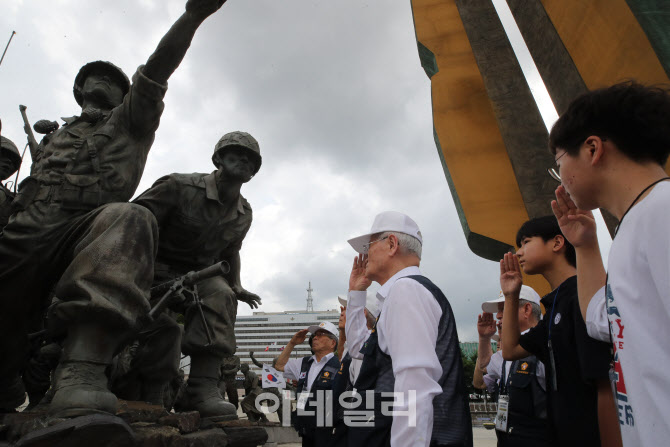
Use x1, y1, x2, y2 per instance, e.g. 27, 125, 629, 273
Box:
311, 329, 336, 353
364, 234, 389, 282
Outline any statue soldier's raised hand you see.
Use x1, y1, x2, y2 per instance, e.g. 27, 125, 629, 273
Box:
131, 131, 262, 419
0, 0, 227, 417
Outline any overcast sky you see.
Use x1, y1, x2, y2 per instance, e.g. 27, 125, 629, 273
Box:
0, 0, 610, 342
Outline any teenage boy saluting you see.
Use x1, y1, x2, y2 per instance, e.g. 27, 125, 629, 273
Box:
499, 216, 620, 447
549, 82, 670, 447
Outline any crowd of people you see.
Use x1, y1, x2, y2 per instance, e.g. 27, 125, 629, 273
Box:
0, 8, 667, 442
265, 82, 670, 447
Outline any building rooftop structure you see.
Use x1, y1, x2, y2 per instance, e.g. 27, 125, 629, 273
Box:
234, 311, 496, 374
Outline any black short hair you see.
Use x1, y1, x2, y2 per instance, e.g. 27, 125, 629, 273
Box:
549, 81, 670, 166
516, 216, 576, 267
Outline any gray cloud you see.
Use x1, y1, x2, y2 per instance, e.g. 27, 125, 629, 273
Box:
1, 0, 523, 343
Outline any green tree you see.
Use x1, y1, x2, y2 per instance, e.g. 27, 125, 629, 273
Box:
461, 349, 478, 396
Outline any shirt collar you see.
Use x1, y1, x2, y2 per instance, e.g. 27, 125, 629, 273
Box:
540, 275, 577, 307
376, 265, 422, 303
204, 171, 246, 213
309, 352, 335, 364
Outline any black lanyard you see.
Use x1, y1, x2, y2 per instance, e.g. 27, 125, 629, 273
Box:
547, 284, 562, 391
500, 360, 512, 395
605, 178, 670, 342
614, 177, 670, 238
547, 284, 562, 342
602, 178, 670, 387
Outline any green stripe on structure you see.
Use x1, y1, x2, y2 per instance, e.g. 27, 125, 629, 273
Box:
626, 0, 670, 79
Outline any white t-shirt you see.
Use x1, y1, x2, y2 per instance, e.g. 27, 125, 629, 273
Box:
586, 181, 670, 447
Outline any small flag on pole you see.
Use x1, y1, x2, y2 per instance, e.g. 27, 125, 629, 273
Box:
261, 364, 286, 389
264, 346, 269, 352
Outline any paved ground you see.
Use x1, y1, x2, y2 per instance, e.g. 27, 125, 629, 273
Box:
240, 392, 498, 446
274, 427, 497, 446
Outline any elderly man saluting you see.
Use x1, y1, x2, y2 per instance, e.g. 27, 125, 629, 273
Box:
275, 321, 340, 447
345, 211, 472, 447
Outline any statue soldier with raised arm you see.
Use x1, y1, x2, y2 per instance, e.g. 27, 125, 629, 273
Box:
0, 0, 228, 417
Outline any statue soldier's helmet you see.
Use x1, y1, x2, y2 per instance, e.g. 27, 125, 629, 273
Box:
73, 61, 131, 106
212, 131, 262, 174
0, 136, 22, 171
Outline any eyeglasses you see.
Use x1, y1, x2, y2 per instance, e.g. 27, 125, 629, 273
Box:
362, 236, 389, 253
547, 150, 567, 183
548, 137, 607, 183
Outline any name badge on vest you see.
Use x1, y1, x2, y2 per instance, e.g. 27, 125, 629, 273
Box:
299, 372, 307, 379
495, 395, 509, 432
297, 392, 310, 410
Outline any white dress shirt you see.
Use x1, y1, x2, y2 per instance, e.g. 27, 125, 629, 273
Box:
342, 347, 365, 384
346, 266, 444, 447
283, 352, 336, 392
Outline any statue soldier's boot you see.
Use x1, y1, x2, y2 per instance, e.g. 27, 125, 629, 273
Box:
176, 354, 238, 420
49, 325, 119, 417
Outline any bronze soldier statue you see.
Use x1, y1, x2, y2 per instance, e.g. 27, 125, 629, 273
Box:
132, 131, 262, 418
0, 0, 228, 417
219, 353, 241, 409
240, 363, 268, 422
0, 136, 21, 231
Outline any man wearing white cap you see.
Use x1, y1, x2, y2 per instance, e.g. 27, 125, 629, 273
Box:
474, 287, 551, 446
275, 321, 340, 446
345, 211, 472, 447
331, 294, 380, 445
337, 294, 379, 375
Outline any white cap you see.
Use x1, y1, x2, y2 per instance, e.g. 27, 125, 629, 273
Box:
348, 211, 422, 254
338, 294, 381, 318
307, 321, 339, 339
481, 285, 541, 314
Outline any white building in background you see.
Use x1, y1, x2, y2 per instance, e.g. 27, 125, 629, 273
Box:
235, 309, 340, 373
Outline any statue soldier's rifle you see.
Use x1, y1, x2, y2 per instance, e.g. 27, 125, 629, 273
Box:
19, 105, 39, 161
147, 261, 230, 346
14, 106, 58, 193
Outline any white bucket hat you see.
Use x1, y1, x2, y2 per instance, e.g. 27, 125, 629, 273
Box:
481, 285, 541, 314
338, 294, 380, 318
348, 211, 422, 254
306, 321, 339, 339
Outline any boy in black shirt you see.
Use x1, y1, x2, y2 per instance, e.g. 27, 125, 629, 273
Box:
499, 216, 620, 446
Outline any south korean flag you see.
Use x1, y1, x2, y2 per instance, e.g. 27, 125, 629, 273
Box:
261, 364, 286, 389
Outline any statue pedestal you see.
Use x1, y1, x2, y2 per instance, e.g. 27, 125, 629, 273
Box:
1, 401, 270, 447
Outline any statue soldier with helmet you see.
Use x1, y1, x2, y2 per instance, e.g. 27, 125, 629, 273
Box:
132, 131, 262, 419
0, 135, 21, 230
0, 0, 228, 417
